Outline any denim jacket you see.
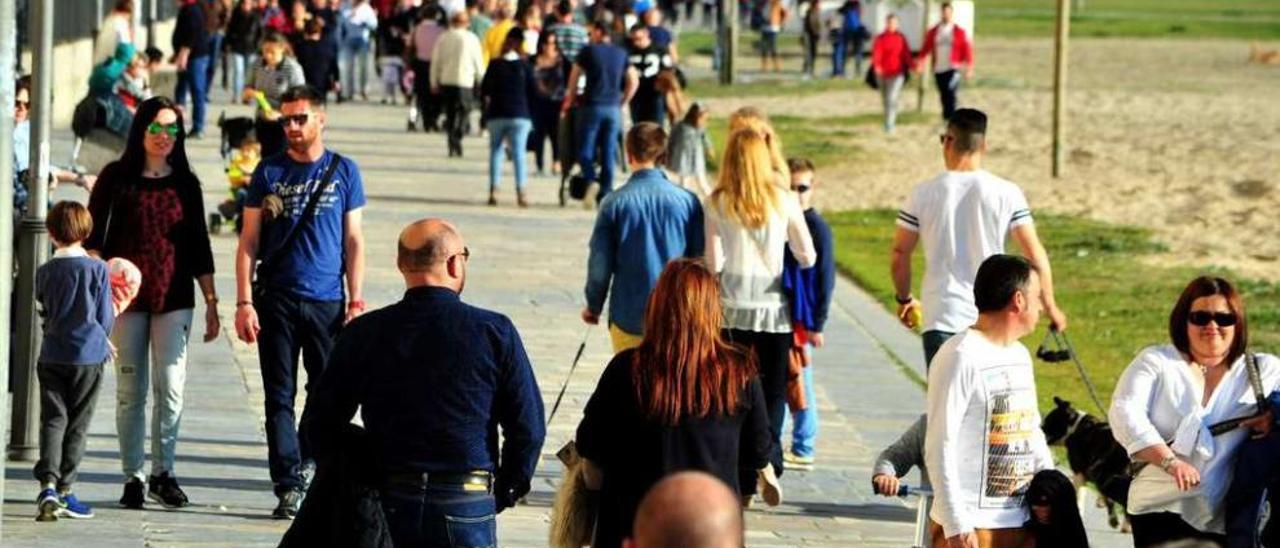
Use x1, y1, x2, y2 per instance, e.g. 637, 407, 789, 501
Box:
585, 169, 704, 335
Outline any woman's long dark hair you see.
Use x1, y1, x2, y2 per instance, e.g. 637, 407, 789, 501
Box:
1023, 470, 1088, 548
116, 96, 194, 179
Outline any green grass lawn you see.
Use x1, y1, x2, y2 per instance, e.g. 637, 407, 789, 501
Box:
700, 111, 929, 173
978, 0, 1280, 40
825, 209, 1280, 412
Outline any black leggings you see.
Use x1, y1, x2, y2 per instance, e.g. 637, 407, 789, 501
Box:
723, 328, 788, 495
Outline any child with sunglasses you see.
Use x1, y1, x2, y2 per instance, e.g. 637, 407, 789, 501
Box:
780, 157, 835, 472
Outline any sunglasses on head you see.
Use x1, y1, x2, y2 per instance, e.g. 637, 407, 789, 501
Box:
1188, 311, 1238, 327
15, 100, 29, 109
147, 122, 180, 136
281, 113, 311, 127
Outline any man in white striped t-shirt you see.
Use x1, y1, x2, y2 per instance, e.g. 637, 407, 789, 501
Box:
889, 109, 1067, 369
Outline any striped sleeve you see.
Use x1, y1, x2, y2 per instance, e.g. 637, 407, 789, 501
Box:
896, 210, 921, 231
1008, 185, 1034, 229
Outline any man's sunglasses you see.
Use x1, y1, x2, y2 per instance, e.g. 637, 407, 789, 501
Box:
1188, 311, 1238, 327
281, 113, 311, 127
147, 122, 180, 136
15, 100, 29, 110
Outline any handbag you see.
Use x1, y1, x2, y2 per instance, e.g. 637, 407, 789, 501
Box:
1128, 353, 1267, 512
252, 153, 344, 296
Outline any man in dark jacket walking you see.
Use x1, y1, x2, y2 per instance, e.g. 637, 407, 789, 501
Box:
303, 218, 546, 548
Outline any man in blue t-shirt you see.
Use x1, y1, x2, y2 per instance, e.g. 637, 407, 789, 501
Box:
561, 19, 638, 205
234, 86, 367, 520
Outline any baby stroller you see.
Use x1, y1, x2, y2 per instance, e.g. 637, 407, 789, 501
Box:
69, 94, 129, 174
210, 112, 257, 235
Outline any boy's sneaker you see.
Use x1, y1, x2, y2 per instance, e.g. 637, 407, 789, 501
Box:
148, 473, 190, 508
120, 478, 145, 509
57, 493, 94, 519
35, 488, 60, 522
273, 488, 304, 520
783, 452, 816, 471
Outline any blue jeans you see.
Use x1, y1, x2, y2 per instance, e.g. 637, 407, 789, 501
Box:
381, 484, 497, 548
112, 309, 194, 480
230, 53, 255, 101
1226, 429, 1280, 547
786, 348, 819, 458
206, 33, 224, 86
175, 55, 210, 134
487, 118, 532, 191
340, 39, 373, 99
922, 330, 956, 371
832, 27, 865, 77
255, 291, 344, 493
576, 104, 621, 200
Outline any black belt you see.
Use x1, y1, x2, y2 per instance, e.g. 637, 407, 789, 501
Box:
384, 471, 493, 492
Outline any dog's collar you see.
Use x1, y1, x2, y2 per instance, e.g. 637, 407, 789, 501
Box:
1064, 411, 1089, 440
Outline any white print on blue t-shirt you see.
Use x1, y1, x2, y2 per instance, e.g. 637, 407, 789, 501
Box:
246, 150, 367, 301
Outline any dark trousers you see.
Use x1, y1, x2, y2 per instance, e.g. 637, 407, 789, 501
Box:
381, 483, 497, 548
1129, 511, 1226, 547
802, 31, 820, 76
528, 97, 560, 172
441, 86, 473, 156
256, 117, 287, 159
832, 28, 865, 77
257, 291, 344, 493
724, 329, 788, 495
174, 54, 211, 134
629, 95, 666, 126
922, 329, 956, 371
934, 69, 960, 120
411, 60, 440, 130
1226, 430, 1280, 547
34, 362, 104, 489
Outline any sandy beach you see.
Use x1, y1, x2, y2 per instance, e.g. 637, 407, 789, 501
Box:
703, 38, 1280, 281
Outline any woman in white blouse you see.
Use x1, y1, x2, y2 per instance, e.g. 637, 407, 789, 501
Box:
1109, 276, 1279, 547
705, 127, 815, 505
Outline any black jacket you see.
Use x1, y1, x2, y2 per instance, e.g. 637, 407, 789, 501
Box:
278, 424, 393, 548
226, 8, 263, 55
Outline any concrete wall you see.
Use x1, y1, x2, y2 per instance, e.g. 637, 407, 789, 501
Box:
22, 18, 176, 127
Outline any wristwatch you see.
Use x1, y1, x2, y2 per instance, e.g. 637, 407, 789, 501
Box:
1159, 454, 1178, 472
895, 294, 914, 305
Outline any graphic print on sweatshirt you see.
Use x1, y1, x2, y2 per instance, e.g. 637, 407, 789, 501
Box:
979, 364, 1040, 509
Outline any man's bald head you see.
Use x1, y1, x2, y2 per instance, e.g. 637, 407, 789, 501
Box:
626, 472, 743, 548
398, 219, 462, 272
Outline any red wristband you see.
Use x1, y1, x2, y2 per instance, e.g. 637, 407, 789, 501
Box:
347, 299, 366, 311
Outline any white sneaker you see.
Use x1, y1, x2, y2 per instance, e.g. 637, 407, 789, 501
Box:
757, 464, 783, 507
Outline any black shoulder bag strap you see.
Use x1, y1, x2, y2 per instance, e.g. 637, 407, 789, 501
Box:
1207, 352, 1268, 435
255, 153, 345, 284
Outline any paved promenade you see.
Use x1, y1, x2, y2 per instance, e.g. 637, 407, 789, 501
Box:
3, 96, 1124, 546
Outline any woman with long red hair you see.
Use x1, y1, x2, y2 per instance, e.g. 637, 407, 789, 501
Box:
575, 258, 772, 548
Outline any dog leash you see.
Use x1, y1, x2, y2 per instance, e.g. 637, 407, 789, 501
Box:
1037, 328, 1107, 416
545, 324, 594, 428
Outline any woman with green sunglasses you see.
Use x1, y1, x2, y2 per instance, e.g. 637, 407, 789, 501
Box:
84, 96, 221, 511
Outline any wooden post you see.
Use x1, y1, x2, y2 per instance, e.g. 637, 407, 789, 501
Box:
1051, 0, 1070, 177
719, 0, 738, 85
916, 0, 930, 112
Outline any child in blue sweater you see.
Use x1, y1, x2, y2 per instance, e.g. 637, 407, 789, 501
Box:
781, 157, 836, 470
33, 201, 115, 521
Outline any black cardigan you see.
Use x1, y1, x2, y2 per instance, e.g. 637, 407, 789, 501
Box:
481, 58, 536, 120
85, 162, 215, 314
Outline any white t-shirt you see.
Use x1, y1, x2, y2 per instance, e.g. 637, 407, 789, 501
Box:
94, 13, 133, 65
934, 23, 955, 73
925, 329, 1054, 537
897, 170, 1033, 333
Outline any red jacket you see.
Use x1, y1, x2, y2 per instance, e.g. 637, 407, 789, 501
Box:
917, 23, 974, 70
871, 31, 912, 77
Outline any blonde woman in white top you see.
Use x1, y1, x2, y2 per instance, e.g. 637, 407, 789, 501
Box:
1109, 276, 1279, 546
705, 127, 815, 504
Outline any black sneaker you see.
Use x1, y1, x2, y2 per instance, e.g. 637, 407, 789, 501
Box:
273, 489, 303, 520
120, 478, 145, 509
147, 473, 190, 508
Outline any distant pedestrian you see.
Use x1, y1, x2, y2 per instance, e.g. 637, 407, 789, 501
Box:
430, 9, 486, 157
642, 8, 678, 62
758, 0, 786, 72
582, 123, 704, 353
86, 97, 220, 511
408, 5, 446, 131
94, 1, 135, 65
829, 0, 864, 78
547, 0, 589, 64
173, 0, 212, 138
338, 0, 378, 101
870, 13, 911, 133
529, 31, 567, 175
925, 254, 1055, 548
203, 0, 231, 89
32, 202, 115, 522
576, 258, 774, 547
780, 157, 834, 472
665, 101, 713, 197
234, 86, 367, 519
626, 24, 674, 125
705, 127, 814, 505
915, 2, 974, 121
304, 218, 546, 548
467, 0, 495, 41
294, 17, 338, 98
480, 27, 537, 206
891, 109, 1067, 368
242, 32, 306, 158
625, 472, 745, 548
800, 0, 822, 79
483, 0, 516, 63
377, 0, 414, 104
226, 0, 264, 102
562, 18, 638, 204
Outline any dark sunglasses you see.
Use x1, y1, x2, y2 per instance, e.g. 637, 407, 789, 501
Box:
281, 113, 311, 127
793, 184, 811, 193
939, 134, 954, 145
15, 100, 29, 109
1188, 311, 1238, 327
147, 122, 180, 136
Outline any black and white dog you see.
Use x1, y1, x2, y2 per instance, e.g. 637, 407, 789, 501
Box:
1041, 396, 1133, 531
